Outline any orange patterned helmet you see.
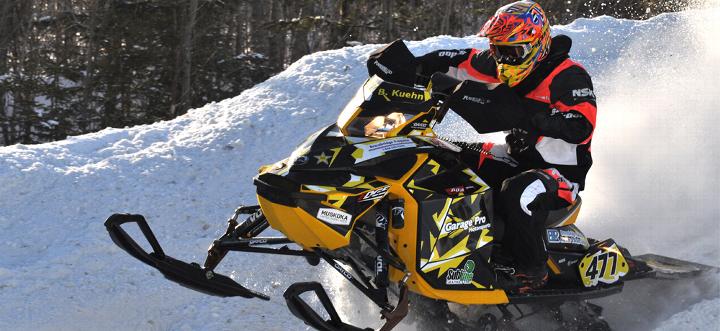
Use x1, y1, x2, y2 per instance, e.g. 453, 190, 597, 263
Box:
478, 1, 551, 86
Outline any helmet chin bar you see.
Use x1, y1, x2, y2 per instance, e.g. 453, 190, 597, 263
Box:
497, 60, 536, 87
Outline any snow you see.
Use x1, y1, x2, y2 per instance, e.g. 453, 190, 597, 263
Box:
655, 298, 720, 331
1, 7, 719, 331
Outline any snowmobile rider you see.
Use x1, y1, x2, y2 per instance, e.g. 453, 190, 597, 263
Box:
418, 1, 596, 291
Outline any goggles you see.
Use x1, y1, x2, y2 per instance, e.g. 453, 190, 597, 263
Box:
489, 43, 533, 65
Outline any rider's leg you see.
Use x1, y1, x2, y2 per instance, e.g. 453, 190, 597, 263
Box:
499, 168, 577, 291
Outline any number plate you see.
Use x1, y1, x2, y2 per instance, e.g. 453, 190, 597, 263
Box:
578, 240, 629, 287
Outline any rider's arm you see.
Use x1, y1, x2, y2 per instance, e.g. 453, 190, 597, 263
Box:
526, 66, 596, 144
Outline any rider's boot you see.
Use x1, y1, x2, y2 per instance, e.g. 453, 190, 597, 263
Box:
513, 265, 549, 293
493, 262, 548, 293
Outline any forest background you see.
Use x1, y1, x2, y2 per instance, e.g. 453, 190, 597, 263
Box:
0, 0, 694, 145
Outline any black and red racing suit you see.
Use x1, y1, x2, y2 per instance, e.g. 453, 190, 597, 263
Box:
415, 35, 597, 271
417, 35, 596, 191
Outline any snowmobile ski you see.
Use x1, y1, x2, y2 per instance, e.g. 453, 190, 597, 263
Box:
105, 213, 271, 299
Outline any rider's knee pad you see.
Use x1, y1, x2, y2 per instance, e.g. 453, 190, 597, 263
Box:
539, 168, 578, 206
500, 169, 574, 218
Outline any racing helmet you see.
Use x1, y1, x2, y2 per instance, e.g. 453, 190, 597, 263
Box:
478, 1, 551, 87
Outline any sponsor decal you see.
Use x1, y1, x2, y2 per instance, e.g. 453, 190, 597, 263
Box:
547, 229, 561, 242
391, 89, 425, 101
365, 138, 415, 153
551, 108, 583, 119
246, 209, 263, 224
444, 186, 465, 195
248, 239, 268, 245
546, 228, 587, 246
446, 260, 475, 285
316, 208, 352, 226
373, 60, 393, 75
375, 256, 385, 276
572, 88, 596, 98
563, 112, 583, 119
410, 121, 429, 130
462, 95, 491, 104
354, 137, 416, 163
358, 185, 390, 202
438, 50, 466, 57
443, 215, 488, 234
378, 88, 426, 101
377, 88, 391, 101
332, 261, 355, 280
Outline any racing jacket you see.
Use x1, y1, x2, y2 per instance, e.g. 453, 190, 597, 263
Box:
416, 35, 596, 189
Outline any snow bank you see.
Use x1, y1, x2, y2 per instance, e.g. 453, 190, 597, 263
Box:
1, 7, 718, 331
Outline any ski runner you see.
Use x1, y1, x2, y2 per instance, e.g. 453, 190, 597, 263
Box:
416, 0, 597, 292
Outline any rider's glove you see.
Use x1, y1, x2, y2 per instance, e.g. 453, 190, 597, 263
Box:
506, 128, 539, 152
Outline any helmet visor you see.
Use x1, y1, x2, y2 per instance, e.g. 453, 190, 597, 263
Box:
489, 43, 532, 65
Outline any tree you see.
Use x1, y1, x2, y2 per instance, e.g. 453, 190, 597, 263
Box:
0, 1, 33, 144
177, 0, 197, 116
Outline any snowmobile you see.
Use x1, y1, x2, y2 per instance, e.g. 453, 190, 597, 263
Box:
105, 41, 718, 330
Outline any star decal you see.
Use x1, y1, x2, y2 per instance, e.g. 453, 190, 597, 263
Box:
314, 152, 330, 165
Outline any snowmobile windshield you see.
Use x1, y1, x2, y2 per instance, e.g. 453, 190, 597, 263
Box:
337, 75, 435, 138
347, 112, 415, 139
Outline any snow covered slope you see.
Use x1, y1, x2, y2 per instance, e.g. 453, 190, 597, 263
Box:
1, 8, 719, 331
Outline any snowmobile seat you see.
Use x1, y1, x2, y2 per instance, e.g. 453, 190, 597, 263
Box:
545, 196, 582, 228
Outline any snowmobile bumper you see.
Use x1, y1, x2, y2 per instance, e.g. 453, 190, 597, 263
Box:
104, 213, 269, 300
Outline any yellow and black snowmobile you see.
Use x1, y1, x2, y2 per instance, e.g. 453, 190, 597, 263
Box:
105, 42, 717, 331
